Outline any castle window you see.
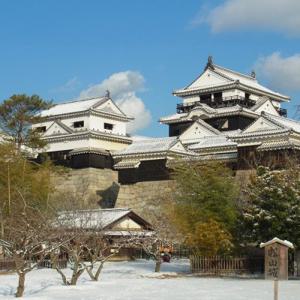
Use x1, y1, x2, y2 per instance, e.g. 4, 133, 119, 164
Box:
104, 123, 113, 130
36, 126, 46, 132
73, 121, 84, 128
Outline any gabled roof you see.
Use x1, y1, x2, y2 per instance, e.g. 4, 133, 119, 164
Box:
40, 96, 132, 120
250, 97, 279, 116
260, 237, 294, 249
113, 136, 186, 157
242, 115, 285, 134
179, 119, 220, 144
241, 112, 300, 136
263, 112, 300, 134
56, 208, 152, 231
43, 120, 73, 136
173, 59, 290, 101
40, 97, 108, 117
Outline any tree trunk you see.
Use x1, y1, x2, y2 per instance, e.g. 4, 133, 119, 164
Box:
85, 266, 96, 281
85, 260, 105, 281
56, 267, 68, 285
94, 261, 104, 281
70, 269, 84, 285
16, 272, 25, 298
0, 215, 4, 238
155, 259, 161, 273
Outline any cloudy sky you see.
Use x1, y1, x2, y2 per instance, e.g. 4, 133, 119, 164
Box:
0, 0, 299, 135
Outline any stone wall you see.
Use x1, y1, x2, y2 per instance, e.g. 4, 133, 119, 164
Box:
115, 180, 176, 216
52, 168, 119, 208
51, 168, 256, 214
115, 170, 257, 217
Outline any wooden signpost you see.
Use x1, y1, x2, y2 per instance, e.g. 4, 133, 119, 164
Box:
260, 237, 294, 300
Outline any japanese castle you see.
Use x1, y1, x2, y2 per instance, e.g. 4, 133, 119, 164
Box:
35, 57, 300, 184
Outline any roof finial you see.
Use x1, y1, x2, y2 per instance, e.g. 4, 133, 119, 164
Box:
251, 70, 256, 78
205, 55, 214, 70
105, 90, 110, 98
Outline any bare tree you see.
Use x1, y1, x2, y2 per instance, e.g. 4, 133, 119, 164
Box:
83, 235, 115, 281
50, 214, 90, 286
1, 207, 54, 297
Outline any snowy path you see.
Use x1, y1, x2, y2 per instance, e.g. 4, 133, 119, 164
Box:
0, 259, 299, 300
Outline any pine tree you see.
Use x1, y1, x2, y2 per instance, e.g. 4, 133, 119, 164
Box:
241, 165, 300, 247
0, 94, 52, 150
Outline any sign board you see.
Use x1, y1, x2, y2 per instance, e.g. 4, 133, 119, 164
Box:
260, 237, 293, 280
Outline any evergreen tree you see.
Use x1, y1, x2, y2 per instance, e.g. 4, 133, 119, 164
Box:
169, 160, 239, 255
241, 165, 300, 247
0, 94, 52, 150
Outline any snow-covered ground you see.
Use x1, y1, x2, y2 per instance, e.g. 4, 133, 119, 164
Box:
0, 259, 299, 300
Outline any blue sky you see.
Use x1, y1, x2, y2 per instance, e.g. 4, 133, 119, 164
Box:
0, 0, 300, 136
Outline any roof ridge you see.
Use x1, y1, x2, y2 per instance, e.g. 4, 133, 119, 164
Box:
53, 96, 107, 106
264, 112, 299, 124
55, 119, 74, 133
250, 97, 270, 111
60, 208, 130, 213
213, 64, 256, 81
262, 112, 293, 129
135, 136, 177, 142
195, 119, 221, 135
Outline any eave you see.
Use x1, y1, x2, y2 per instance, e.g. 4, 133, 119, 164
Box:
113, 149, 195, 160
41, 109, 133, 122
160, 108, 259, 125
42, 130, 132, 144
173, 82, 290, 102
231, 129, 290, 143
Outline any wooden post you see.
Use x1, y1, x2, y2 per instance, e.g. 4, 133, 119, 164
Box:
274, 278, 278, 300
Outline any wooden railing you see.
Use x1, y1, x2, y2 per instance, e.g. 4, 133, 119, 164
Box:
0, 258, 68, 272
37, 259, 68, 269
0, 258, 16, 271
190, 255, 264, 275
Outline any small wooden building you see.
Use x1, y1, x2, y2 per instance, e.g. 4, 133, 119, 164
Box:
57, 208, 154, 260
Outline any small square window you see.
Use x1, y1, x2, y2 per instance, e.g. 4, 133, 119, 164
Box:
104, 123, 113, 130
74, 121, 84, 128
36, 126, 46, 133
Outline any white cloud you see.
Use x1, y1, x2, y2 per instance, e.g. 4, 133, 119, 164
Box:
193, 0, 300, 36
52, 77, 80, 93
254, 52, 300, 92
79, 71, 151, 133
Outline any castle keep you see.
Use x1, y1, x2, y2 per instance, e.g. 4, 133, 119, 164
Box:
34, 57, 300, 211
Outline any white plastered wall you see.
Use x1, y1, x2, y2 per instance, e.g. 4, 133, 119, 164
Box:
89, 115, 127, 136
43, 137, 129, 152
112, 216, 142, 230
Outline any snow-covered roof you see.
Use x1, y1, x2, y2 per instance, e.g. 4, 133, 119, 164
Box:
260, 237, 294, 249
113, 137, 180, 156
188, 136, 237, 151
250, 97, 269, 112
41, 97, 107, 117
257, 140, 296, 151
56, 208, 152, 230
69, 147, 110, 156
263, 112, 300, 133
212, 64, 288, 99
114, 160, 141, 169
173, 59, 289, 101
160, 104, 259, 124
40, 96, 131, 120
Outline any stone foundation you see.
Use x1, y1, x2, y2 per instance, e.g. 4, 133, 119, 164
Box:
51, 168, 257, 214
52, 168, 119, 208
115, 180, 176, 215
